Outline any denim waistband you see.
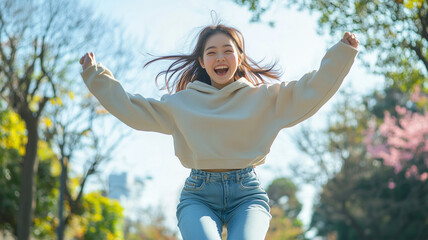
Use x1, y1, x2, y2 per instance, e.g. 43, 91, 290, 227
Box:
190, 166, 255, 183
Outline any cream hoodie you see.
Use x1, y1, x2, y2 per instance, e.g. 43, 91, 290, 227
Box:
81, 41, 358, 169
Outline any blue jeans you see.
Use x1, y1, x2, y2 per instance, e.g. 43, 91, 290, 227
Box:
176, 166, 271, 240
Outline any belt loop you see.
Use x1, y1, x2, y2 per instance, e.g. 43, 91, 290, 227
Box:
236, 173, 239, 183
206, 173, 210, 183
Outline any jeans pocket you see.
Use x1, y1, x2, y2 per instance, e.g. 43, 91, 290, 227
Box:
239, 173, 261, 190
183, 175, 205, 191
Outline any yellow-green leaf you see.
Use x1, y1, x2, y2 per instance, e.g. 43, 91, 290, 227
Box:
68, 91, 75, 100
42, 117, 52, 127
404, 0, 423, 9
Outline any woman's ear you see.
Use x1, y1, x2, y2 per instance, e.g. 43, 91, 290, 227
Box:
198, 57, 205, 69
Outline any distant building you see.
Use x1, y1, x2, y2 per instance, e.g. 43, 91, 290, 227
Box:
108, 172, 129, 201
108, 172, 151, 218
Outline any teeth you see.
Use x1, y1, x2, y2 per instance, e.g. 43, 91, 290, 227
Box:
215, 66, 228, 70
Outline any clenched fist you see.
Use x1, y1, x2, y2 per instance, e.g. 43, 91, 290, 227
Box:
80, 52, 96, 71
341, 32, 359, 49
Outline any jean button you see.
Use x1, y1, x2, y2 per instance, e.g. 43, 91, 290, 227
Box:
223, 175, 227, 180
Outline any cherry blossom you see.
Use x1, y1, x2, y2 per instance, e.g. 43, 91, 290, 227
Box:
365, 106, 428, 182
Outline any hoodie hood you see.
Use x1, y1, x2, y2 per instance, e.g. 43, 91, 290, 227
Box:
186, 77, 253, 95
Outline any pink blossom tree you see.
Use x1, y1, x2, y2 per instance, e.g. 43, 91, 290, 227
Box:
365, 103, 428, 184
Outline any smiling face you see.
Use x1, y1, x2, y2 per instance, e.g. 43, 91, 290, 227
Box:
198, 33, 241, 90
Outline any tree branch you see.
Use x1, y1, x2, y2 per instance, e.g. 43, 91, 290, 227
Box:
36, 96, 49, 119
22, 38, 39, 98
74, 156, 99, 206
417, 5, 428, 42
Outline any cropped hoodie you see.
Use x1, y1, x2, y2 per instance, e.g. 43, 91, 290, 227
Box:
81, 41, 358, 169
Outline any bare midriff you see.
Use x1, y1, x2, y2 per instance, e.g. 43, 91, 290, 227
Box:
201, 169, 241, 172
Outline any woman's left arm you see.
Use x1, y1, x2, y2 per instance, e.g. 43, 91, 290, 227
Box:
266, 33, 359, 128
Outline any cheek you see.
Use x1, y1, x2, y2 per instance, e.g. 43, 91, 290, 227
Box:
227, 55, 239, 68
204, 57, 215, 70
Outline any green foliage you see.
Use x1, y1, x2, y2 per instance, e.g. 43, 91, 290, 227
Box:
82, 192, 124, 240
265, 177, 305, 239
0, 108, 60, 239
67, 192, 124, 240
312, 162, 428, 240
1, 0, 137, 236
1, 0, 137, 238
266, 206, 305, 240
0, 111, 22, 234
385, 57, 428, 93
233, 0, 428, 94
0, 108, 126, 239
32, 140, 60, 240
233, 0, 276, 26
266, 177, 302, 219
0, 109, 27, 155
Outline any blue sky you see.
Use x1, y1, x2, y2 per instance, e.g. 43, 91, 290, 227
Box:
82, 0, 383, 237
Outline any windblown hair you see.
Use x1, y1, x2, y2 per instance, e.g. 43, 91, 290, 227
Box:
144, 24, 281, 94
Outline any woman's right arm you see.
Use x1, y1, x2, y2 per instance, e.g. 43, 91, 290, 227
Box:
79, 53, 175, 134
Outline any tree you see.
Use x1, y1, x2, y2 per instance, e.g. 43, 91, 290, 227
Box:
42, 87, 128, 239
294, 88, 428, 240
0, 108, 28, 235
365, 107, 428, 181
0, 107, 60, 239
266, 178, 302, 219
265, 177, 305, 240
289, 90, 380, 239
233, 0, 428, 93
0, 1, 134, 238
360, 94, 428, 239
290, 90, 372, 185
0, 106, 129, 239
312, 149, 428, 239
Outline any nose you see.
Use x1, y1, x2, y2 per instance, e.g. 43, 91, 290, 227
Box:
216, 53, 225, 62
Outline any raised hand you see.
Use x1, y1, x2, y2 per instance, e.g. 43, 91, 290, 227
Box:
79, 52, 96, 71
341, 32, 359, 49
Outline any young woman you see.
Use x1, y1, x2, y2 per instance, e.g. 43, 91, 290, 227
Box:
80, 24, 359, 240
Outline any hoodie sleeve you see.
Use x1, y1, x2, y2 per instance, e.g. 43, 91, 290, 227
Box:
81, 63, 174, 134
266, 41, 358, 128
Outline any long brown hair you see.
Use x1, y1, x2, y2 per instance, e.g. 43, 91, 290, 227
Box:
144, 24, 281, 94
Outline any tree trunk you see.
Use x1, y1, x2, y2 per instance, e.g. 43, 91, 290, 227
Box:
17, 116, 39, 240
57, 157, 67, 240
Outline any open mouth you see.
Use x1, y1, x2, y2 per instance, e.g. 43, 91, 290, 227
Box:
214, 66, 229, 76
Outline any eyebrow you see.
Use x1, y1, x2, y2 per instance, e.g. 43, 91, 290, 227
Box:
205, 44, 233, 51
